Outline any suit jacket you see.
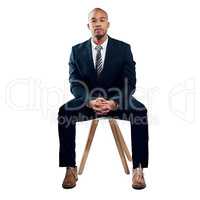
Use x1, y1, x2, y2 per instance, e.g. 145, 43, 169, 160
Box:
68, 35, 136, 109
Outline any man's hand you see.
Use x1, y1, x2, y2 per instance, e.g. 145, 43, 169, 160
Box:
88, 97, 118, 115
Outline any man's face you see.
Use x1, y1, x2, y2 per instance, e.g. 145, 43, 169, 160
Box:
87, 10, 109, 40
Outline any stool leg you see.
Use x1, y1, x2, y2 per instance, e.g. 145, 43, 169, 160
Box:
78, 119, 99, 175
112, 120, 132, 161
109, 119, 130, 174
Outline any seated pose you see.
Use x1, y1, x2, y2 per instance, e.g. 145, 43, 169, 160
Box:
58, 8, 149, 190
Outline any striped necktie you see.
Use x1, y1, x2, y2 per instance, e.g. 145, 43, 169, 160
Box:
95, 45, 103, 77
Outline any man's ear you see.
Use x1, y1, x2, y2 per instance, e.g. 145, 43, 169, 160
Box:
87, 23, 90, 30
107, 22, 110, 28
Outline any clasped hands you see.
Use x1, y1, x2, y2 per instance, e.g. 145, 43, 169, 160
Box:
88, 97, 118, 115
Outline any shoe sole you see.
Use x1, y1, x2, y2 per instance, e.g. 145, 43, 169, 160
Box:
132, 185, 146, 190
62, 184, 76, 189
62, 178, 78, 189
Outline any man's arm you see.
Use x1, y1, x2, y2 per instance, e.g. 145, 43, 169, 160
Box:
69, 47, 94, 104
109, 44, 136, 106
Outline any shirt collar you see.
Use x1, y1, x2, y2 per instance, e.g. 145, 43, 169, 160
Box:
91, 35, 108, 50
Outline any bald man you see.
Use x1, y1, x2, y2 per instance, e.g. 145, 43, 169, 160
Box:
58, 8, 149, 189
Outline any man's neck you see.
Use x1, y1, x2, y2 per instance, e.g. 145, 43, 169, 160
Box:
92, 35, 108, 45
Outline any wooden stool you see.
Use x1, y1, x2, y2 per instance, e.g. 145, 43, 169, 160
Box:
78, 117, 132, 175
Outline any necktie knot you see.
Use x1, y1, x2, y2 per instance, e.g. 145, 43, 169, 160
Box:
95, 45, 102, 51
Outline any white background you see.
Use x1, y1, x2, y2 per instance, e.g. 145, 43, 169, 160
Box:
0, 0, 200, 199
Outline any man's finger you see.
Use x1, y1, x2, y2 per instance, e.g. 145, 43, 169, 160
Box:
93, 106, 103, 111
96, 111, 109, 115
96, 107, 111, 115
96, 97, 107, 102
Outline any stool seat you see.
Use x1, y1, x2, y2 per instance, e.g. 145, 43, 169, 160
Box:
78, 118, 132, 175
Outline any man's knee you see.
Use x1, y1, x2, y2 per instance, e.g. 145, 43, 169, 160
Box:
58, 104, 66, 116
58, 98, 85, 116
129, 98, 148, 113
141, 103, 147, 114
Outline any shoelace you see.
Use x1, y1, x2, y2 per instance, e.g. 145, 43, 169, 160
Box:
132, 168, 144, 180
66, 167, 76, 178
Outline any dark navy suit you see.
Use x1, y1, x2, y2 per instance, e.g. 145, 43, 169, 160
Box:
58, 36, 149, 169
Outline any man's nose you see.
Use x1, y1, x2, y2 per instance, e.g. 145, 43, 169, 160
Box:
95, 24, 101, 28
95, 20, 102, 26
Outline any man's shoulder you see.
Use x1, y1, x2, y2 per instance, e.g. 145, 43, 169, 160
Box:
109, 37, 131, 48
71, 39, 90, 51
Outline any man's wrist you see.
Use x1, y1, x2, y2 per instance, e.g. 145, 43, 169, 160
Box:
110, 100, 119, 110
86, 100, 91, 108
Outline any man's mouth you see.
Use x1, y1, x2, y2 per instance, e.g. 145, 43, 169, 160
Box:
95, 28, 103, 32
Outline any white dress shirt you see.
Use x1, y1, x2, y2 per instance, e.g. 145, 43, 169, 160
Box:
91, 36, 108, 69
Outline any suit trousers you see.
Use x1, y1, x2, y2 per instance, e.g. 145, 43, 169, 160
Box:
57, 97, 149, 169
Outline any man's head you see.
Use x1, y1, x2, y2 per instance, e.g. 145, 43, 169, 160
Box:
87, 8, 110, 41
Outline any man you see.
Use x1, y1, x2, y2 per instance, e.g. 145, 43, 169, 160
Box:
58, 8, 149, 189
